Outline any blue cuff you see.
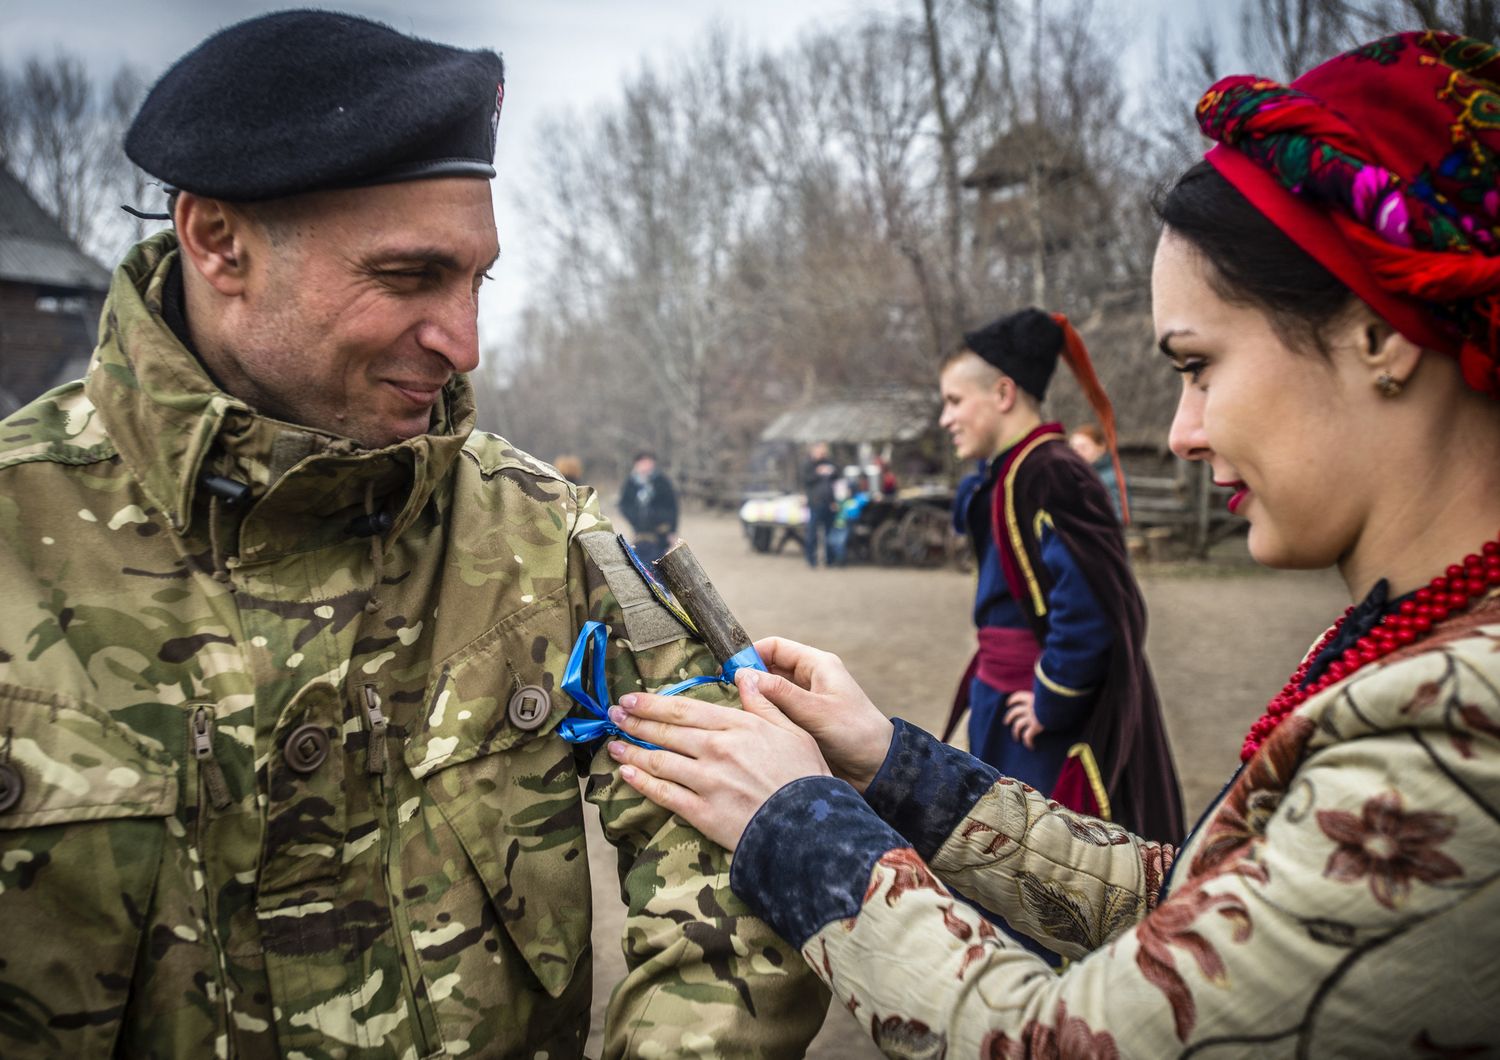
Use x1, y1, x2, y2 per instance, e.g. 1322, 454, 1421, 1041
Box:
1030, 677, 1095, 733
730, 776, 906, 949
862, 718, 1001, 860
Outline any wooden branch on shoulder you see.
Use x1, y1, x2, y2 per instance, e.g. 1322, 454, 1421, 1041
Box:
654, 541, 753, 667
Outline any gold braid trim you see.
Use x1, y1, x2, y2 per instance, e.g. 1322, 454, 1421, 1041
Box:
1003, 432, 1066, 616
1065, 742, 1112, 822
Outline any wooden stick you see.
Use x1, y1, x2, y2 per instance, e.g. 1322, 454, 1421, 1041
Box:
654, 541, 753, 666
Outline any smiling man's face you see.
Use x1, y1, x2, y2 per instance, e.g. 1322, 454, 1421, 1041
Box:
212, 178, 500, 448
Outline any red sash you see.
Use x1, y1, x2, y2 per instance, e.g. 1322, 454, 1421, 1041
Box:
975, 626, 1040, 692
940, 627, 1038, 741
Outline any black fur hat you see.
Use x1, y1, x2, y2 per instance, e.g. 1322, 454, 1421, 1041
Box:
962, 308, 1064, 402
126, 9, 505, 201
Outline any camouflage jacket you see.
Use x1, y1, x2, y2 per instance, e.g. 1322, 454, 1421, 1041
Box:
0, 233, 825, 1059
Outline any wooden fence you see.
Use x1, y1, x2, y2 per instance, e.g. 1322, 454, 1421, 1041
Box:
676, 457, 1240, 558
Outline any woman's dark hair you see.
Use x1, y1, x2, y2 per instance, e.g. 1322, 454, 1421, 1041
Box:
1154, 160, 1355, 353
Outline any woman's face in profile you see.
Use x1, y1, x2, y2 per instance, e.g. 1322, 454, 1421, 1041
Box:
1152, 229, 1388, 573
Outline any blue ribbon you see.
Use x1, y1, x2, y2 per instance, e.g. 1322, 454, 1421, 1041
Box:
556, 620, 768, 749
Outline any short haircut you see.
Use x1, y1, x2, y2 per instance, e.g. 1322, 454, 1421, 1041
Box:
632, 450, 657, 464
940, 350, 1039, 411
171, 191, 313, 249
940, 348, 1001, 383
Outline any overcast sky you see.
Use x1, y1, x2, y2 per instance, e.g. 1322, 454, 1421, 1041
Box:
1, 0, 1234, 351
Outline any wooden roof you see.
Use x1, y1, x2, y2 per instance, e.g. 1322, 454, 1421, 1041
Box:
0, 165, 111, 292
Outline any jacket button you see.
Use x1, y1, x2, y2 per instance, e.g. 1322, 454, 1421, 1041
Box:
284, 724, 330, 774
508, 685, 551, 731
0, 763, 22, 813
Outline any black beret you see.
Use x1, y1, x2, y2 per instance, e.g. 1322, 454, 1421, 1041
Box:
125, 9, 504, 201
962, 307, 1064, 402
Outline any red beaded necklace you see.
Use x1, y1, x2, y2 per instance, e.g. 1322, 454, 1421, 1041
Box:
1241, 535, 1500, 763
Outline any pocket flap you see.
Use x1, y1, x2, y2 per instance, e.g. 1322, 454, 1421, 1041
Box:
406, 586, 574, 779
0, 686, 177, 829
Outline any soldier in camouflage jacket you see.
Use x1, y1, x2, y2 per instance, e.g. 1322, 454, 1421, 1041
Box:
0, 11, 825, 1058
0, 231, 825, 1060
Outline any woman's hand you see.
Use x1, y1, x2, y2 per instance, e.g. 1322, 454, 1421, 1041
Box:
750, 637, 895, 792
607, 670, 832, 851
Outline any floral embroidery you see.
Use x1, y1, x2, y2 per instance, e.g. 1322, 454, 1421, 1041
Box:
1018, 872, 1141, 951
982, 1000, 1121, 1059
939, 901, 1000, 979
1349, 35, 1408, 65
960, 818, 1011, 857
1134, 879, 1252, 1040
1141, 843, 1175, 909
869, 1014, 946, 1057
1317, 791, 1462, 909
1061, 815, 1131, 846
1452, 701, 1500, 759
864, 847, 949, 907
1400, 680, 1446, 716
1190, 715, 1314, 878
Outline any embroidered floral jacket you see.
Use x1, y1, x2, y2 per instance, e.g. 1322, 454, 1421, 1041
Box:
730, 595, 1500, 1057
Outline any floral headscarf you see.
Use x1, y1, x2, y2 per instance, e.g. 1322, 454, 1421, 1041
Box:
1197, 32, 1500, 397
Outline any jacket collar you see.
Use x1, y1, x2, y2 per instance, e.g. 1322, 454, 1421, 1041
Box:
85, 231, 474, 545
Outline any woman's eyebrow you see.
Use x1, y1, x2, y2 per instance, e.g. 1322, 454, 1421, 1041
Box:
1157, 329, 1194, 357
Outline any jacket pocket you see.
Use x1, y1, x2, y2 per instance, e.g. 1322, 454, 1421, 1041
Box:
405, 589, 592, 999
0, 686, 177, 1057
405, 584, 576, 777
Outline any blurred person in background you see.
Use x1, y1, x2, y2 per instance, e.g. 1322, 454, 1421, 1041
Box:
1070, 421, 1124, 520
553, 452, 584, 485
802, 441, 839, 568
617, 449, 679, 565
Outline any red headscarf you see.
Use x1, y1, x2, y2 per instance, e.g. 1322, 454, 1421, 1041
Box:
1196, 31, 1500, 398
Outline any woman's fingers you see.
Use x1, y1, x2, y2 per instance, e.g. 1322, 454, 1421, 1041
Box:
733, 670, 776, 717
738, 668, 816, 726
753, 636, 827, 689
612, 750, 706, 821
620, 691, 732, 728
609, 691, 734, 750
608, 738, 709, 794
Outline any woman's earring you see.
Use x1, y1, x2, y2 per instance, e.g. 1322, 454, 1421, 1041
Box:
1375, 372, 1404, 398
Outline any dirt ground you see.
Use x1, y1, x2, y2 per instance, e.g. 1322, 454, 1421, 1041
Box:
582, 507, 1348, 1059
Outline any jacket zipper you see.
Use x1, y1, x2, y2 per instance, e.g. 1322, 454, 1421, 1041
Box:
364, 682, 440, 1054
191, 705, 232, 810
188, 703, 234, 1056
362, 684, 388, 775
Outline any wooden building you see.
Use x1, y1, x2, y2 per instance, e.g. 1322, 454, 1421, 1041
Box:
0, 165, 111, 416
961, 122, 1093, 258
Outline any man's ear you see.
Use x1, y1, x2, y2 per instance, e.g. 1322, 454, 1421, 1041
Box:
994, 373, 1019, 414
174, 193, 251, 296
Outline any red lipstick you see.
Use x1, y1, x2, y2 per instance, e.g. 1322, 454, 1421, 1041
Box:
1216, 480, 1249, 515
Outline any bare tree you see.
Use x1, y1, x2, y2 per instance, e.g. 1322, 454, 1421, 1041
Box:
0, 51, 152, 263
491, 3, 1159, 480
1238, 0, 1498, 83
1401, 0, 1500, 38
